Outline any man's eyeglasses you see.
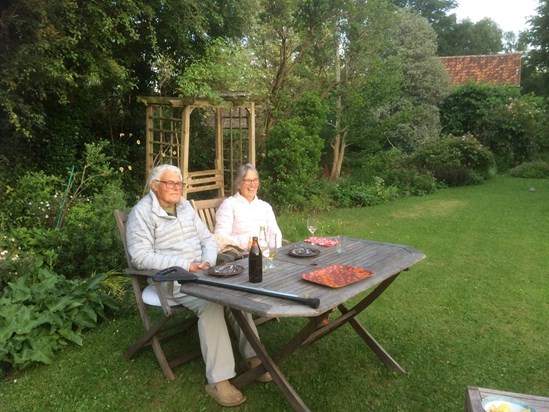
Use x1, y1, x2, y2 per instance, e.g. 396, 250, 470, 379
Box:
156, 180, 185, 190
242, 178, 259, 184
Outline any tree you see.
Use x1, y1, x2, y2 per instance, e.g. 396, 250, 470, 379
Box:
389, 0, 507, 56
0, 0, 252, 173
337, 6, 449, 171
244, 0, 342, 137
523, 0, 549, 97
439, 18, 503, 56
389, 0, 457, 28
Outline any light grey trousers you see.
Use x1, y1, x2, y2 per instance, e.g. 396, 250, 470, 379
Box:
172, 284, 260, 384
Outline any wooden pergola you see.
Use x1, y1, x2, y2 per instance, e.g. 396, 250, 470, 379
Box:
137, 94, 256, 197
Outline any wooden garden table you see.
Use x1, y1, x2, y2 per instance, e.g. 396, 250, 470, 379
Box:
180, 237, 426, 412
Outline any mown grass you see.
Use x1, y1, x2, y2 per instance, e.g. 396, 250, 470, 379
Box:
1, 174, 548, 411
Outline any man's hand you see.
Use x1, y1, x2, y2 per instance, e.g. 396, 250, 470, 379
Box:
198, 261, 211, 270
189, 261, 211, 273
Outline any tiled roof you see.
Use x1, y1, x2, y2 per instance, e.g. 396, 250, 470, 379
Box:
439, 53, 522, 86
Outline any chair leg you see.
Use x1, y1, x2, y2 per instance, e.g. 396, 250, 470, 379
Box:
151, 335, 176, 380
125, 313, 201, 380
124, 316, 172, 360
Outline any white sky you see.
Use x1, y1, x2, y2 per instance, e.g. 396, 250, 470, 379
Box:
453, 0, 539, 33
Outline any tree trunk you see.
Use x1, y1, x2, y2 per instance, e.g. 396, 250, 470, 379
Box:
330, 38, 346, 180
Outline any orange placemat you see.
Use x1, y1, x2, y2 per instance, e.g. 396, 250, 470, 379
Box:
301, 265, 374, 288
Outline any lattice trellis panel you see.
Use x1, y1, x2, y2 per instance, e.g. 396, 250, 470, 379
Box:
147, 104, 183, 168
138, 96, 255, 198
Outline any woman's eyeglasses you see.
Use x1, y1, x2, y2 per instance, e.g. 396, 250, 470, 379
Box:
156, 180, 185, 189
242, 178, 259, 184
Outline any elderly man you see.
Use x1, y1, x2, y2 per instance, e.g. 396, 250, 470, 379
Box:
126, 164, 270, 407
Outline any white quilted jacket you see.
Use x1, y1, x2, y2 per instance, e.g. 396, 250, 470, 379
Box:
126, 191, 217, 271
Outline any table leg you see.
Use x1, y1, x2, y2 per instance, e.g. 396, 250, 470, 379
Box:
302, 273, 406, 373
341, 304, 405, 373
230, 309, 312, 412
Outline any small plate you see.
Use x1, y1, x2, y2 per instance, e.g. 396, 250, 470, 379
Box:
288, 247, 320, 258
207, 264, 244, 277
482, 396, 537, 412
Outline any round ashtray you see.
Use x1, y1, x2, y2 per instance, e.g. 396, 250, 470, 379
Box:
207, 264, 244, 277
288, 247, 320, 258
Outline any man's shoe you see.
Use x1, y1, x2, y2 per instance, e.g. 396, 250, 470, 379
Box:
205, 381, 246, 407
245, 357, 273, 383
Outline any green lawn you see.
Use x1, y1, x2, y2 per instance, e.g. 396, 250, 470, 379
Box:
2, 175, 548, 411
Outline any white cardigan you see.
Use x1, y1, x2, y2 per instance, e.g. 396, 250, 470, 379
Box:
214, 192, 283, 250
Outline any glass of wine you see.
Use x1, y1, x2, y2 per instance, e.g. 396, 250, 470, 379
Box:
258, 226, 270, 269
307, 217, 318, 245
266, 233, 278, 269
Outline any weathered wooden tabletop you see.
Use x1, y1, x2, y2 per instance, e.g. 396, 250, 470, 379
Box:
180, 237, 426, 317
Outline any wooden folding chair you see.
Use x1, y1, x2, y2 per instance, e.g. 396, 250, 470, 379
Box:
189, 198, 278, 326
114, 210, 201, 380
190, 197, 242, 263
189, 197, 225, 233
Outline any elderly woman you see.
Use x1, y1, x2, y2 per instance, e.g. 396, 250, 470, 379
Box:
126, 164, 270, 407
215, 163, 283, 251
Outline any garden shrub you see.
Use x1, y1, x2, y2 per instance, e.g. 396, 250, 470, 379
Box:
261, 119, 323, 211
349, 148, 439, 197
509, 160, 549, 179
56, 181, 127, 279
327, 176, 399, 208
439, 83, 520, 137
480, 95, 548, 169
410, 133, 496, 186
440, 85, 549, 171
372, 149, 439, 195
1, 171, 64, 231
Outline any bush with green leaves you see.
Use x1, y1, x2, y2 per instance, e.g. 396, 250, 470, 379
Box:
353, 148, 439, 196
327, 176, 399, 208
509, 160, 549, 179
261, 118, 324, 211
56, 181, 127, 278
0, 171, 64, 231
440, 84, 549, 170
411, 134, 496, 186
439, 83, 521, 137
0, 140, 128, 279
0, 252, 117, 375
480, 95, 549, 169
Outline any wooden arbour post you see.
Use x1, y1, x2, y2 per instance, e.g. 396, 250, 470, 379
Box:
137, 95, 256, 197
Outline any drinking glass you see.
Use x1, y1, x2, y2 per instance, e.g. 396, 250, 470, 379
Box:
267, 233, 278, 269
307, 217, 318, 245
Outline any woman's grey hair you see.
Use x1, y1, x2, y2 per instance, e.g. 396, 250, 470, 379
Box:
147, 164, 183, 190
234, 163, 259, 187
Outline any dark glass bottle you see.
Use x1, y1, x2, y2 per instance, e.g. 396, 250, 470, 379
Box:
248, 236, 263, 283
